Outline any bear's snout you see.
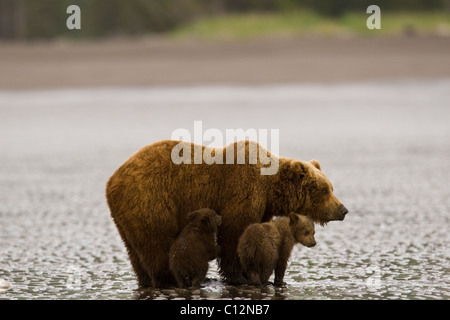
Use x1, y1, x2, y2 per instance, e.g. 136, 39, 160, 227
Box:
326, 203, 349, 221
332, 204, 348, 221
340, 205, 348, 218
308, 241, 316, 248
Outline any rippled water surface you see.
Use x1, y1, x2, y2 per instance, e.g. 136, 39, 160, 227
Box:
1, 80, 449, 300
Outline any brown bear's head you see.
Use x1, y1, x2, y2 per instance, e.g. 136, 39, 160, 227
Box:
289, 213, 316, 248
186, 208, 222, 233
280, 159, 348, 225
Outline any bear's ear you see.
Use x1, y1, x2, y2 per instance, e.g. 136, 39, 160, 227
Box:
216, 215, 222, 226
281, 160, 307, 181
200, 215, 211, 227
289, 212, 299, 225
186, 211, 199, 223
310, 159, 321, 171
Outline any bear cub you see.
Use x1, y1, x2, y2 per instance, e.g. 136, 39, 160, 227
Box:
237, 213, 316, 286
169, 208, 222, 288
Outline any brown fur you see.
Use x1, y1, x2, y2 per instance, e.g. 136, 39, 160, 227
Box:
106, 140, 347, 287
169, 208, 221, 288
237, 213, 316, 286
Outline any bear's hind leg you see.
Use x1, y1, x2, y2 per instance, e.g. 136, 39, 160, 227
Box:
115, 223, 153, 287
129, 248, 153, 287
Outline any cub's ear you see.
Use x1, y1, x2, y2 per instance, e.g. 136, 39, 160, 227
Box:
186, 211, 199, 223
310, 159, 321, 171
289, 212, 300, 225
280, 160, 307, 180
216, 215, 222, 226
200, 215, 211, 227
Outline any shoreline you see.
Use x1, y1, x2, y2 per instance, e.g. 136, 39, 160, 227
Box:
1, 35, 450, 90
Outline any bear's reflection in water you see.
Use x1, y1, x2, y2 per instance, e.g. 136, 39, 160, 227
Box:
134, 278, 291, 300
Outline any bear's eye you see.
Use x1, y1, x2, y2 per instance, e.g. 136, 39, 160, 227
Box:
304, 231, 310, 236
322, 188, 328, 194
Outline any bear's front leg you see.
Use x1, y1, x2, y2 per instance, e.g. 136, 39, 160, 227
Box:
274, 264, 288, 287
216, 222, 248, 284
274, 254, 290, 287
217, 187, 267, 285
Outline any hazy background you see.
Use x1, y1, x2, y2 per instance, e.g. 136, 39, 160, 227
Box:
0, 0, 449, 300
1, 0, 450, 89
1, 0, 450, 40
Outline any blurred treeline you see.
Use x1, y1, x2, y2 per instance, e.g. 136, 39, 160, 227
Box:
0, 0, 448, 40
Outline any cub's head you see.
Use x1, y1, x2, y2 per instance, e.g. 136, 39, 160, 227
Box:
186, 208, 222, 233
289, 213, 316, 248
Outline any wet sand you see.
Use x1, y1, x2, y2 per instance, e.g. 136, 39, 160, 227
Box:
0, 80, 449, 299
1, 35, 450, 89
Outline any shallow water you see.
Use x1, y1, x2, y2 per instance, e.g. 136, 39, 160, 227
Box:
0, 79, 449, 300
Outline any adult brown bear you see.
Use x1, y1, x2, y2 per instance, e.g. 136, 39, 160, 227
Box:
106, 140, 348, 287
